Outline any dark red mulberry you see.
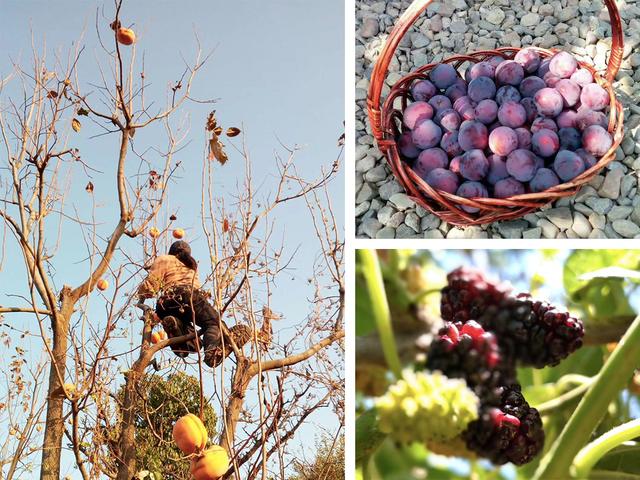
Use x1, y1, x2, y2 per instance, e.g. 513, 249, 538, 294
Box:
440, 267, 512, 323
441, 267, 584, 368
425, 320, 515, 393
464, 383, 544, 465
477, 294, 584, 368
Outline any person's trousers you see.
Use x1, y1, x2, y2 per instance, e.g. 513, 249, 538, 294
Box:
155, 286, 222, 352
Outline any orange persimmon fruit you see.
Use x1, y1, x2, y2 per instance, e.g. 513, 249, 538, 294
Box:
151, 330, 168, 344
117, 27, 136, 46
172, 413, 208, 455
190, 445, 230, 480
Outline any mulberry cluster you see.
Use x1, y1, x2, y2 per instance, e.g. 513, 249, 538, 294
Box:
441, 267, 584, 367
478, 293, 584, 368
421, 266, 582, 465
425, 319, 543, 465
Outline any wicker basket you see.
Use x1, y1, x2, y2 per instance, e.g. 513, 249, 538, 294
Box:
367, 0, 625, 226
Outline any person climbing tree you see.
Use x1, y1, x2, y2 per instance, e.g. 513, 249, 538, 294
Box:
137, 240, 247, 367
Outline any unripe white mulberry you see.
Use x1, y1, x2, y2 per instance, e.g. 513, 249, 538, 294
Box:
375, 370, 479, 444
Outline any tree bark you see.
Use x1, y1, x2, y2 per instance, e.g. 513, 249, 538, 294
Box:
40, 129, 130, 480
40, 312, 70, 480
116, 367, 144, 480
115, 312, 155, 480
219, 363, 252, 455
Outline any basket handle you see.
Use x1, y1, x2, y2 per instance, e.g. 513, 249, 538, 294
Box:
367, 0, 624, 143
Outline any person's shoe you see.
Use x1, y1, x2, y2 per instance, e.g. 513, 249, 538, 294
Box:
227, 324, 252, 348
203, 349, 219, 368
204, 324, 252, 368
160, 315, 197, 358
160, 315, 181, 337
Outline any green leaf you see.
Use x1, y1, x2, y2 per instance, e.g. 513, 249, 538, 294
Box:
579, 267, 640, 281
386, 249, 416, 273
579, 280, 634, 322
564, 251, 638, 324
380, 267, 412, 312
522, 382, 562, 407
564, 250, 640, 297
541, 250, 561, 260
356, 409, 387, 465
374, 440, 410, 477
517, 366, 535, 389
402, 442, 429, 464
419, 467, 471, 480
120, 372, 218, 479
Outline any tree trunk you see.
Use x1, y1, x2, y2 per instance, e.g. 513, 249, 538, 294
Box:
116, 367, 143, 480
40, 313, 70, 480
115, 313, 155, 480
219, 363, 252, 457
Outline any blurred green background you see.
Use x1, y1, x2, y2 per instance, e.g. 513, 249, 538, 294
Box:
356, 249, 640, 480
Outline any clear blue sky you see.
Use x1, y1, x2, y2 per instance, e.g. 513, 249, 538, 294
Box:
0, 1, 344, 477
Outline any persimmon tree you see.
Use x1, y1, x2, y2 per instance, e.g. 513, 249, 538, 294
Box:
117, 372, 219, 479
0, 2, 344, 479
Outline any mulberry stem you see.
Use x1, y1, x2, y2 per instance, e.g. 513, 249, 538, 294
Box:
533, 313, 640, 479
535, 377, 593, 415
359, 249, 402, 379
572, 419, 640, 478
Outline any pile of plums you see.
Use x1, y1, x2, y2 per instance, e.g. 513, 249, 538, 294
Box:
397, 49, 614, 212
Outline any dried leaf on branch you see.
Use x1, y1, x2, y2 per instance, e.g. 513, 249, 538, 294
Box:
226, 127, 241, 137
208, 134, 228, 165
205, 111, 218, 132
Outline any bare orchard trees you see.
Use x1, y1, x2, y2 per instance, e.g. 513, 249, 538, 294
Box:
0, 1, 343, 479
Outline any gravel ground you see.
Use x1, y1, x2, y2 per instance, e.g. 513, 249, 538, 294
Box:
355, 0, 640, 239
